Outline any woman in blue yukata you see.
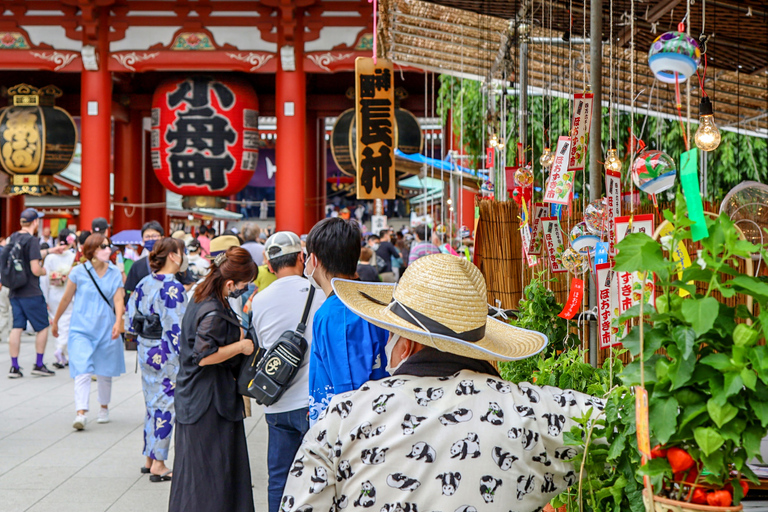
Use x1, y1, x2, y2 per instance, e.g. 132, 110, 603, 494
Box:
125, 237, 187, 483
52, 233, 125, 431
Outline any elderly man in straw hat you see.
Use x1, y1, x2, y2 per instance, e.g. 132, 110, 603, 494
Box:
280, 254, 602, 512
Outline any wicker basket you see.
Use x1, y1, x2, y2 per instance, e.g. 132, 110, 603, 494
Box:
644, 490, 743, 512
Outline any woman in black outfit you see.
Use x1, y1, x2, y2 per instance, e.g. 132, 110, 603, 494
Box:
169, 247, 258, 512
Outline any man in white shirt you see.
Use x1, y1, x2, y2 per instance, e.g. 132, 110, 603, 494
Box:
249, 231, 324, 512
40, 229, 76, 368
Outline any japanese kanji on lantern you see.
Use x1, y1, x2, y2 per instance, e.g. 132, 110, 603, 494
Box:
151, 76, 259, 209
0, 84, 77, 196
354, 57, 395, 200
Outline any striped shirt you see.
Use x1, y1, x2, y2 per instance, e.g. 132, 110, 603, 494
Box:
408, 241, 441, 265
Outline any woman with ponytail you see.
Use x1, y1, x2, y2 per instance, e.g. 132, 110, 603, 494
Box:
169, 247, 258, 512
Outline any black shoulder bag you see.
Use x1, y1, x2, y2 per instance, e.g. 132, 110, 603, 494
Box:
240, 286, 316, 405
85, 265, 114, 313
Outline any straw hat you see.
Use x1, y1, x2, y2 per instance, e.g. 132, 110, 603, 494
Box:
332, 254, 548, 361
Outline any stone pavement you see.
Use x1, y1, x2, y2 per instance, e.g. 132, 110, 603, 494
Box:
0, 332, 269, 512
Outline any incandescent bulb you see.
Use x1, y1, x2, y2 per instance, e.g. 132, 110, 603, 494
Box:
694, 96, 721, 151
604, 148, 622, 173
539, 147, 554, 169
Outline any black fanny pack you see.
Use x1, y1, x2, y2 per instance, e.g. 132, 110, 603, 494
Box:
132, 313, 163, 339
243, 286, 315, 406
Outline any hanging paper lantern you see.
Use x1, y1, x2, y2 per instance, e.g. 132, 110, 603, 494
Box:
570, 221, 600, 254
648, 32, 701, 84
561, 247, 590, 275
151, 76, 259, 209
515, 166, 534, 187
539, 147, 554, 169
583, 198, 609, 235
0, 84, 77, 196
632, 149, 677, 195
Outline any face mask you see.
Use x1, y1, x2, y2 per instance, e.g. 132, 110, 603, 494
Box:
371, 243, 380, 251
229, 285, 248, 299
95, 248, 111, 263
303, 255, 322, 290
385, 334, 407, 374
143, 239, 157, 251
178, 253, 189, 272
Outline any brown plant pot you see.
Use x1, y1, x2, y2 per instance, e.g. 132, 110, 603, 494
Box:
644, 490, 743, 512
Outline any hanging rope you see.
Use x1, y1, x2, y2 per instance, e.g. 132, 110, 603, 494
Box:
630, 0, 636, 215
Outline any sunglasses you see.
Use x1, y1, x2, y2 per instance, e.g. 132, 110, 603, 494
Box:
99, 243, 112, 250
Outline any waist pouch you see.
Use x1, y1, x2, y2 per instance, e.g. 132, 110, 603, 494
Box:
132, 313, 163, 339
247, 329, 307, 406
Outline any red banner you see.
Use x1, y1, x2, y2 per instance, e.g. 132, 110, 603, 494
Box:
558, 278, 584, 319
486, 147, 495, 169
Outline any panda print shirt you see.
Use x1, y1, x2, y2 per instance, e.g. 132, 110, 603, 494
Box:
280, 370, 601, 512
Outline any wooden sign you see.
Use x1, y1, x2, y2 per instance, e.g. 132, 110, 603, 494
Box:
355, 57, 395, 200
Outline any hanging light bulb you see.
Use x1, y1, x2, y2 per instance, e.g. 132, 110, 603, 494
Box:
604, 147, 622, 173
539, 147, 554, 169
489, 133, 498, 148
695, 96, 721, 151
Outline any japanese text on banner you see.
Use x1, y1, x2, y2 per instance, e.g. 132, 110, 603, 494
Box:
605, 170, 621, 256
596, 263, 620, 348
528, 203, 548, 256
568, 93, 594, 172
615, 214, 656, 339
558, 278, 584, 319
541, 217, 567, 273
543, 136, 572, 205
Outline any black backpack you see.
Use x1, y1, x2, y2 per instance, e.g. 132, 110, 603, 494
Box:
0, 233, 29, 291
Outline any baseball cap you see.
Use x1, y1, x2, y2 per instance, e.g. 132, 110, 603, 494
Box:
264, 231, 302, 261
92, 217, 109, 233
20, 208, 44, 223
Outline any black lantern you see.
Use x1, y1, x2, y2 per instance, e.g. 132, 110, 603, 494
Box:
0, 84, 78, 195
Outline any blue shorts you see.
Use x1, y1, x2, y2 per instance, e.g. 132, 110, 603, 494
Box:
10, 295, 49, 332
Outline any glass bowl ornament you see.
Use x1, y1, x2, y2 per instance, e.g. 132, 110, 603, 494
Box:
632, 149, 677, 196
583, 199, 610, 235
648, 31, 701, 84
570, 221, 600, 254
539, 147, 555, 169
561, 247, 590, 275
515, 166, 534, 187
480, 180, 495, 199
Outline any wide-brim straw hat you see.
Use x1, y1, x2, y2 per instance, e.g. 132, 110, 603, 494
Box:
332, 254, 548, 361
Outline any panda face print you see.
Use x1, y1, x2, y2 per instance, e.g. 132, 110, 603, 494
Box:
519, 384, 540, 403
436, 472, 462, 496
542, 413, 566, 436
532, 451, 552, 467
289, 455, 304, 477
555, 446, 578, 461
309, 466, 329, 494
479, 475, 502, 503
551, 389, 577, 407
380, 504, 418, 512
507, 427, 540, 451
585, 397, 606, 411
330, 400, 353, 418
333, 494, 348, 509
406, 441, 436, 463
541, 472, 558, 494
486, 378, 511, 394
516, 475, 536, 500
449, 432, 481, 460
372, 394, 395, 414
353, 481, 376, 508
439, 407, 473, 426
514, 405, 536, 419
480, 401, 504, 426
455, 380, 481, 396
564, 470, 577, 487
361, 447, 388, 465
492, 446, 519, 471
401, 414, 427, 435
414, 387, 444, 406
381, 378, 407, 388
336, 459, 355, 481
386, 473, 421, 492
279, 495, 294, 512
350, 422, 373, 441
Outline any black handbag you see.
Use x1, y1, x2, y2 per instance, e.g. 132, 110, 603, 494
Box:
240, 286, 315, 405
131, 313, 163, 339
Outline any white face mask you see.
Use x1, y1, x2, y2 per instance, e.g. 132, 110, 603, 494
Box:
303, 254, 322, 290
385, 334, 407, 374
178, 252, 189, 272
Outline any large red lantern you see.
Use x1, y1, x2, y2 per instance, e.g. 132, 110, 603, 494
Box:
150, 76, 259, 209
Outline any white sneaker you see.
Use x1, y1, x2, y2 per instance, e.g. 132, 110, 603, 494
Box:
73, 414, 86, 430
97, 408, 109, 424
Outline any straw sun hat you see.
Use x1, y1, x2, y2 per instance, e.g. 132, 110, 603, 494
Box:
332, 254, 548, 361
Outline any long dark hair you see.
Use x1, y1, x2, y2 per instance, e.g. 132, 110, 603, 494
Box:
194, 247, 257, 305
149, 237, 185, 273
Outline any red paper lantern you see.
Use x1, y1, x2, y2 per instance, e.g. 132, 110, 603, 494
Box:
150, 76, 259, 209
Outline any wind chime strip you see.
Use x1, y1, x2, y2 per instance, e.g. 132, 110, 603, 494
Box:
543, 136, 573, 205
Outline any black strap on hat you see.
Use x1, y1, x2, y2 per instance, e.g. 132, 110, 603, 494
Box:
359, 291, 485, 343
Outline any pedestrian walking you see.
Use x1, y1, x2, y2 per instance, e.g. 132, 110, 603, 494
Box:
125, 237, 187, 482
52, 233, 125, 430
0, 236, 10, 344
169, 247, 257, 512
40, 229, 76, 368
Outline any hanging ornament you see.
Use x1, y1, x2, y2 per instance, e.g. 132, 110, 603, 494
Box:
514, 166, 534, 187
632, 149, 677, 195
604, 148, 622, 174
511, 185, 532, 207
570, 222, 600, 254
539, 147, 555, 169
583, 198, 610, 235
648, 31, 701, 84
694, 96, 721, 151
561, 247, 590, 275
480, 180, 495, 200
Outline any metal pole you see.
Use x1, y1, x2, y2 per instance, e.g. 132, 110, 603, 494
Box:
519, 24, 529, 173
588, 0, 603, 367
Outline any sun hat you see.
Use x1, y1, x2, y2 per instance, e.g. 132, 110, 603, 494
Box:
264, 231, 302, 261
332, 253, 548, 361
208, 235, 240, 258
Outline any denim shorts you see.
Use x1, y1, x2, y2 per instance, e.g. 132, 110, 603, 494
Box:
10, 295, 49, 332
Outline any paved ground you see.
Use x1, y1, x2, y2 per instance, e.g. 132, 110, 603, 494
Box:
0, 332, 269, 512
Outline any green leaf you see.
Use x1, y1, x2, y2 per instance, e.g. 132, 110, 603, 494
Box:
720, 417, 746, 443
681, 297, 719, 336
724, 372, 744, 397
700, 353, 735, 371
753, 401, 768, 427
671, 326, 696, 360
614, 233, 669, 274
679, 404, 708, 432
741, 368, 757, 391
694, 427, 725, 456
728, 275, 768, 300
650, 397, 679, 444
744, 426, 765, 460
670, 353, 697, 391
707, 399, 738, 428
608, 431, 627, 460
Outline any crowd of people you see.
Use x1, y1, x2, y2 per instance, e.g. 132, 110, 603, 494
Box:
0, 209, 600, 512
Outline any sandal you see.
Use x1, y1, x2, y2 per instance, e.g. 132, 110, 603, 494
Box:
140, 466, 151, 474
149, 469, 172, 482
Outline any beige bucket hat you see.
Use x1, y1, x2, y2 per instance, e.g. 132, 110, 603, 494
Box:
332, 254, 548, 361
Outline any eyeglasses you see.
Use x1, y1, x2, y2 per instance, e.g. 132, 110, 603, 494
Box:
99, 243, 112, 250
143, 234, 162, 241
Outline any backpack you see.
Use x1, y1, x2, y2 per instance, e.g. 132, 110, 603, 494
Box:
0, 233, 29, 290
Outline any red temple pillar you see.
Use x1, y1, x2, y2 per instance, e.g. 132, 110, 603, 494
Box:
113, 110, 144, 232
143, 130, 167, 234
304, 111, 319, 233
275, 14, 306, 234
79, 9, 112, 230
2, 195, 24, 237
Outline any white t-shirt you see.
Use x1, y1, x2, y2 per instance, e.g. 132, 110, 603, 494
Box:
249, 275, 325, 414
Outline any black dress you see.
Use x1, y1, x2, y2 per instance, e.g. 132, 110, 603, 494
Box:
169, 297, 254, 512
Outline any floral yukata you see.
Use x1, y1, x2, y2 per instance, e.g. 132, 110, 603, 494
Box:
126, 273, 186, 461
